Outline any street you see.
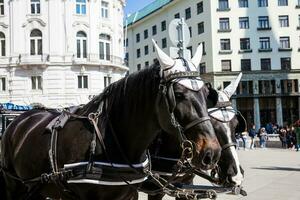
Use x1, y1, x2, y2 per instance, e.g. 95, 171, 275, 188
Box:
139, 148, 300, 200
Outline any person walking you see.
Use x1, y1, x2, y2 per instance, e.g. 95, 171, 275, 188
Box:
294, 120, 300, 151
248, 124, 257, 149
260, 127, 268, 149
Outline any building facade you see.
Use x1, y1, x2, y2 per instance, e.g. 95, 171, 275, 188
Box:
125, 0, 300, 128
0, 0, 127, 108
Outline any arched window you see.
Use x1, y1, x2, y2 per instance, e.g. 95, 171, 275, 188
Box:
31, 0, 40, 14
0, 32, 5, 56
30, 29, 42, 55
76, 0, 86, 15
0, 0, 4, 15
76, 31, 87, 58
99, 34, 111, 60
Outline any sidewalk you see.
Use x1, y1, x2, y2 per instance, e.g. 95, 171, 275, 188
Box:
139, 148, 300, 200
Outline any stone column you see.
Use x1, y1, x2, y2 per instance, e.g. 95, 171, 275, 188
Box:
276, 98, 283, 126
275, 79, 283, 126
253, 80, 260, 131
254, 98, 261, 131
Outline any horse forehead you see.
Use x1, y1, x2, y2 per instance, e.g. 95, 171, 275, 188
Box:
165, 59, 204, 91
209, 107, 235, 122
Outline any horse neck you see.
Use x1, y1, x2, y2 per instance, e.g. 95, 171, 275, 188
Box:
102, 68, 162, 163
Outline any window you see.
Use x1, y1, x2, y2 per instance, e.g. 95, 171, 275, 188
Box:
279, 15, 289, 27
221, 60, 231, 71
197, 2, 203, 14
101, 1, 109, 18
31, 76, 42, 90
0, 77, 6, 91
198, 22, 204, 34
152, 25, 157, 35
259, 37, 270, 49
185, 7, 191, 19
0, 0, 4, 15
241, 59, 251, 71
99, 33, 111, 60
174, 13, 180, 19
136, 48, 140, 58
136, 33, 140, 43
239, 0, 248, 7
200, 42, 206, 55
189, 27, 192, 37
104, 76, 111, 88
76, 0, 86, 15
144, 45, 149, 55
162, 38, 167, 48
78, 75, 88, 89
145, 61, 149, 68
281, 57, 291, 70
161, 21, 166, 31
31, 0, 40, 14
30, 29, 42, 55
240, 38, 251, 50
0, 32, 5, 56
258, 80, 275, 94
258, 0, 268, 7
261, 58, 271, 70
280, 37, 290, 49
220, 39, 231, 50
239, 17, 249, 29
218, 0, 229, 10
76, 31, 87, 58
258, 16, 270, 28
144, 29, 148, 39
199, 62, 206, 74
299, 15, 300, 27
278, 0, 288, 6
219, 18, 230, 30
298, 0, 300, 6
137, 64, 141, 71
237, 81, 253, 95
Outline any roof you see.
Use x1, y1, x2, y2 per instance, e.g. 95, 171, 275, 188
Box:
125, 0, 173, 27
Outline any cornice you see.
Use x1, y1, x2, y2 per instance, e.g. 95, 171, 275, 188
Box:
0, 22, 8, 29
22, 18, 47, 28
72, 21, 90, 28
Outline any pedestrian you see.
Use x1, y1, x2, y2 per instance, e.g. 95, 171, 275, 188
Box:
241, 130, 248, 150
294, 120, 300, 151
248, 124, 257, 149
260, 127, 268, 149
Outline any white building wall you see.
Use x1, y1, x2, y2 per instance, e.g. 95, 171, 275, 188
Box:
0, 0, 127, 108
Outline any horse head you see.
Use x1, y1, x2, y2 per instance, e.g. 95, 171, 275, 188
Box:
153, 40, 221, 170
208, 73, 245, 187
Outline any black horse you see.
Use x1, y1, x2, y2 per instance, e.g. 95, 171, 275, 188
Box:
0, 43, 221, 200
144, 74, 246, 200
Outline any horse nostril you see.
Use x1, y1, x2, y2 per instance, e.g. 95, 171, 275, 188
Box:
202, 150, 213, 165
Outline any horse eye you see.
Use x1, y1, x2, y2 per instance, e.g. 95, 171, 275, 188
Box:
174, 92, 185, 99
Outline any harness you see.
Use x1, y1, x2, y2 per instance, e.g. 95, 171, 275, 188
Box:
1, 65, 213, 199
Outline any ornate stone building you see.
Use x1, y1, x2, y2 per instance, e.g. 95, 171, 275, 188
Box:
0, 0, 127, 108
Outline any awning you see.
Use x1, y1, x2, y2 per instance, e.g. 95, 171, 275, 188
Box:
0, 103, 32, 111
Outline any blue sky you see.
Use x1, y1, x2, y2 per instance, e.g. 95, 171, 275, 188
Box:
125, 0, 154, 16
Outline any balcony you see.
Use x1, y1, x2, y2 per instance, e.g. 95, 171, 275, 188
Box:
218, 29, 232, 33
257, 27, 272, 31
13, 54, 50, 68
72, 54, 126, 70
219, 50, 232, 54
239, 49, 253, 53
216, 8, 231, 12
258, 48, 272, 52
278, 48, 292, 52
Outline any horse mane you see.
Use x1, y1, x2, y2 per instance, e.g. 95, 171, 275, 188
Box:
78, 63, 161, 117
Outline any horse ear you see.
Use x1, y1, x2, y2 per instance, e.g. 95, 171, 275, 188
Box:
191, 43, 203, 69
223, 73, 242, 98
206, 83, 218, 108
152, 39, 175, 70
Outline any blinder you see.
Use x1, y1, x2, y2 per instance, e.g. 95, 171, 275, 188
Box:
206, 83, 218, 109
235, 112, 247, 133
